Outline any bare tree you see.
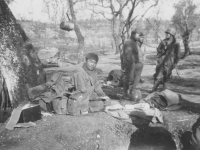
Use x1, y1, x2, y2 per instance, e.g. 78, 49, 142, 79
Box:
0, 0, 44, 107
172, 0, 199, 59
152, 10, 161, 43
86, 0, 130, 54
68, 0, 85, 63
120, 0, 159, 69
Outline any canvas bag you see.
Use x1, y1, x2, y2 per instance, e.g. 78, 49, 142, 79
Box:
28, 73, 69, 114
148, 89, 182, 111
67, 92, 90, 116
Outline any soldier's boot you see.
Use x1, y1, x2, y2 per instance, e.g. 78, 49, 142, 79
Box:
151, 80, 161, 93
163, 81, 168, 90
123, 83, 129, 99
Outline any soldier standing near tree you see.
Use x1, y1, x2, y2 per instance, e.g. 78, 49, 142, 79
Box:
122, 29, 144, 99
152, 28, 181, 92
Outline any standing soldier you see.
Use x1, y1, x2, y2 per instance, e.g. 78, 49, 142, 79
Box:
152, 28, 180, 92
122, 29, 144, 99
181, 30, 191, 59
139, 32, 146, 83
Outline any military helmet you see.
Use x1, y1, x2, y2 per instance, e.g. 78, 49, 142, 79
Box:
165, 28, 176, 36
132, 28, 141, 34
85, 53, 99, 62
140, 32, 144, 37
129, 89, 142, 102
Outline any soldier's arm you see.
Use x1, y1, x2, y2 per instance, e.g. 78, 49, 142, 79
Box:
132, 41, 139, 62
72, 73, 87, 93
174, 42, 180, 64
94, 80, 106, 97
157, 41, 165, 54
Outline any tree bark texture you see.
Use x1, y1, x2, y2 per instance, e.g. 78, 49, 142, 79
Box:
182, 35, 191, 58
111, 15, 122, 55
68, 0, 85, 63
0, 0, 44, 107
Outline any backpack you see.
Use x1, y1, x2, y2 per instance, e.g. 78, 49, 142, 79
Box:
67, 92, 90, 115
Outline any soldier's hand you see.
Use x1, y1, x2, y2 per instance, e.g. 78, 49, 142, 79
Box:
99, 96, 110, 101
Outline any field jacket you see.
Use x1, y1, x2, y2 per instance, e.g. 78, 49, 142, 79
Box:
71, 63, 105, 98
123, 39, 144, 64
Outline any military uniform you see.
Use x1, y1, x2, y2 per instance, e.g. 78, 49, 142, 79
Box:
123, 37, 144, 95
181, 31, 191, 59
153, 38, 180, 92
181, 117, 200, 150
71, 63, 110, 112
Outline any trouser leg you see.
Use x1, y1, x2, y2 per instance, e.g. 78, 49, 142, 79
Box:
123, 63, 134, 97
129, 62, 143, 91
182, 42, 191, 59
152, 68, 164, 92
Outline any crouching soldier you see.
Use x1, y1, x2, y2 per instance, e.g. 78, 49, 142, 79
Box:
152, 28, 180, 92
123, 28, 144, 99
70, 53, 111, 114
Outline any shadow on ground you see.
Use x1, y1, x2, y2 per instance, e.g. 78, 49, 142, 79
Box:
170, 77, 200, 92
180, 99, 200, 114
128, 127, 176, 150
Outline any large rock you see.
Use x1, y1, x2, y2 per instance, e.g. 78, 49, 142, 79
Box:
37, 47, 59, 65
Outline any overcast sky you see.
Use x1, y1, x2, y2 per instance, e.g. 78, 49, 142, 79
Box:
9, 0, 200, 23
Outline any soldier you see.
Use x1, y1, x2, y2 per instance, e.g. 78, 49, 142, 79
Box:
71, 53, 111, 112
181, 31, 191, 59
152, 28, 180, 92
139, 32, 145, 83
122, 28, 144, 99
181, 117, 200, 150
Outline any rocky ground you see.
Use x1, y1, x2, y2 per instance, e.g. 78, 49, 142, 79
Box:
0, 43, 200, 150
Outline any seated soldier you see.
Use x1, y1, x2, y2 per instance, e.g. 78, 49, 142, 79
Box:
71, 53, 111, 113
181, 117, 200, 150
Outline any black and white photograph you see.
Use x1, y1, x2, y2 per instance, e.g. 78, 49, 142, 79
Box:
0, 0, 200, 149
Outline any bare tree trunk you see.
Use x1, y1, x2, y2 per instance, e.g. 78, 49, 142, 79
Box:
181, 23, 192, 59
111, 16, 121, 54
0, 0, 44, 107
68, 0, 85, 63
182, 35, 191, 59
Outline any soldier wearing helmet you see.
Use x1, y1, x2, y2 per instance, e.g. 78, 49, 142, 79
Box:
122, 28, 144, 100
152, 27, 180, 92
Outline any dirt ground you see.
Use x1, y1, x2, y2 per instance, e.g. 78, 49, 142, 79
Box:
0, 43, 200, 150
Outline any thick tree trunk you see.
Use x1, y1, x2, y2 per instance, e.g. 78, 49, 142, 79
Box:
68, 0, 85, 63
0, 0, 44, 107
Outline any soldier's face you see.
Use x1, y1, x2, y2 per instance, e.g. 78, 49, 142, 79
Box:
86, 59, 97, 71
135, 33, 140, 40
165, 33, 171, 39
139, 36, 144, 43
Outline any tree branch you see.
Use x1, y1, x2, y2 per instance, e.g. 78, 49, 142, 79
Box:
86, 1, 111, 9
88, 8, 112, 21
109, 0, 115, 14
138, 0, 159, 20
115, 0, 130, 16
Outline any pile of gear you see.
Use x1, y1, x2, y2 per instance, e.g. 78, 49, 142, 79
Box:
28, 72, 106, 116
104, 89, 182, 126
